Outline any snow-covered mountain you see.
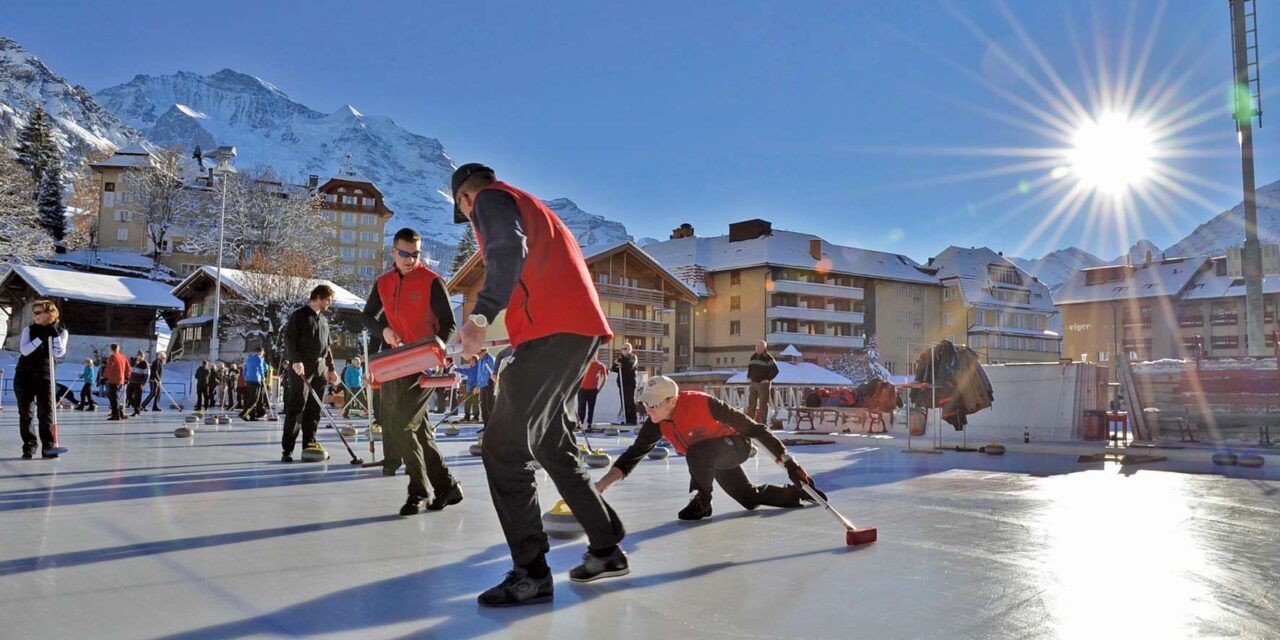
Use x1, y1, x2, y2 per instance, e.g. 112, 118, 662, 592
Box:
1117, 239, 1162, 265
1164, 179, 1280, 259
0, 38, 141, 167
1007, 247, 1107, 289
544, 198, 631, 248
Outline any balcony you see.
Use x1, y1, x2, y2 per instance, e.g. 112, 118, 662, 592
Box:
769, 279, 864, 300
594, 282, 664, 306
607, 316, 668, 337
597, 347, 667, 367
766, 305, 864, 325
766, 332, 864, 349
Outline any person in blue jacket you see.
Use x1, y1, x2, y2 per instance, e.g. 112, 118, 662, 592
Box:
239, 347, 269, 421
341, 356, 364, 419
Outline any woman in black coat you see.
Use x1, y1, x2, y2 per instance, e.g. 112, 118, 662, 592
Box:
14, 299, 69, 459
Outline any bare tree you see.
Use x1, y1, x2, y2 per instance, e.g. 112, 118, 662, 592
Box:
120, 148, 198, 273
224, 252, 330, 367
64, 149, 111, 251
0, 154, 54, 270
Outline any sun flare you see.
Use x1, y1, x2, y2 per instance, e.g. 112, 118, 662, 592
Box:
1067, 113, 1156, 196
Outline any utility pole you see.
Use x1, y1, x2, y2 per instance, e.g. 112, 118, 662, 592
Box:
1229, 0, 1265, 355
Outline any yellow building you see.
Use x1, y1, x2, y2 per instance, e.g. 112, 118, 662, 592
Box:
315, 166, 395, 292
926, 246, 1062, 364
646, 220, 943, 376
447, 240, 698, 374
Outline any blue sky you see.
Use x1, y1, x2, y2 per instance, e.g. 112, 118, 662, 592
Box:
5, 0, 1277, 261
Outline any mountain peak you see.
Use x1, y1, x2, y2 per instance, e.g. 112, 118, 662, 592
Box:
333, 104, 363, 118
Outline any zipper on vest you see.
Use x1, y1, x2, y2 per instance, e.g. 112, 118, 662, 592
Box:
517, 279, 534, 324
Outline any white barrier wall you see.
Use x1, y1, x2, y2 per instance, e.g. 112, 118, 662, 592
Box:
960, 362, 1099, 443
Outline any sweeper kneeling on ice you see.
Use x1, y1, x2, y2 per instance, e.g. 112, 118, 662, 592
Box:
596, 376, 826, 521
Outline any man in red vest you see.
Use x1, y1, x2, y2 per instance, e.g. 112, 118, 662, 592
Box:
577, 357, 608, 429
453, 163, 627, 607
361, 227, 462, 515
596, 376, 826, 521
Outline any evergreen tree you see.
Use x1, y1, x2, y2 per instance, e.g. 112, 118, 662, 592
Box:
14, 107, 65, 240
37, 164, 66, 241
451, 224, 478, 273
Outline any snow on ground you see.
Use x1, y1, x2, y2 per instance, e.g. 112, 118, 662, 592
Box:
0, 409, 1275, 639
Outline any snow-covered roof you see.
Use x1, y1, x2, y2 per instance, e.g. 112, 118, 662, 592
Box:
1180, 258, 1280, 301
725, 361, 852, 386
929, 246, 1056, 313
1053, 257, 1208, 305
176, 315, 213, 326
172, 266, 365, 311
644, 229, 940, 286
578, 240, 699, 302
48, 250, 164, 273
2, 265, 182, 309
91, 143, 156, 169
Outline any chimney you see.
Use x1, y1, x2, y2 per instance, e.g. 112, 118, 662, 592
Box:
809, 239, 822, 260
728, 219, 772, 242
308, 174, 319, 189
670, 223, 695, 239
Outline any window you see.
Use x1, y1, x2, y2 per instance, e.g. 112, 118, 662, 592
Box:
362, 199, 375, 209
324, 194, 337, 204
970, 335, 984, 349
343, 195, 358, 205
359, 265, 376, 278
730, 296, 741, 311
943, 313, 953, 326
342, 213, 356, 226
729, 320, 741, 336
179, 264, 200, 276
116, 228, 128, 241
114, 210, 132, 222
341, 248, 356, 261
1098, 351, 1110, 362
340, 265, 355, 275
1210, 304, 1238, 326
360, 231, 379, 243
1210, 335, 1240, 350
677, 344, 688, 357
359, 248, 377, 260
322, 211, 336, 222
678, 311, 689, 325
361, 213, 376, 225
104, 182, 115, 192
340, 230, 355, 244
730, 270, 741, 286
988, 265, 1022, 285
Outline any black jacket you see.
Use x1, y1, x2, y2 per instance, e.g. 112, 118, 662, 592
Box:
747, 351, 779, 383
611, 353, 637, 385
284, 304, 334, 377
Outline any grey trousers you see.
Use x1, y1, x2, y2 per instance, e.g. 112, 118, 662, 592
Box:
481, 333, 625, 566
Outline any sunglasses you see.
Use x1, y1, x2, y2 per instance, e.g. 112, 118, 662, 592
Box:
34, 309, 50, 316
396, 249, 422, 259
643, 398, 669, 410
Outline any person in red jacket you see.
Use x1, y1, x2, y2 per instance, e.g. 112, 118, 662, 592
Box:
453, 162, 627, 607
596, 376, 826, 521
360, 227, 462, 514
576, 358, 608, 430
103, 343, 131, 421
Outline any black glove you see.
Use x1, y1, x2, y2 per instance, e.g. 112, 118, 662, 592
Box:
784, 459, 827, 501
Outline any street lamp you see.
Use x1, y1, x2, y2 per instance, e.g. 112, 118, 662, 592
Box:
205, 146, 236, 364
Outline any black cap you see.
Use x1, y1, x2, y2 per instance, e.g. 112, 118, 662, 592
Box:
451, 162, 493, 223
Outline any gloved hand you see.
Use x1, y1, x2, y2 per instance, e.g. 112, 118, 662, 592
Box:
784, 458, 827, 502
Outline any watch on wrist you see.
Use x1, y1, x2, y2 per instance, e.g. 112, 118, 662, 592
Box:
468, 313, 489, 328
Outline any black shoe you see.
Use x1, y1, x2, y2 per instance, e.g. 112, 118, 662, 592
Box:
21, 451, 33, 460
381, 466, 397, 476
151, 408, 162, 412
678, 494, 713, 521
399, 496, 424, 516
281, 453, 293, 462
426, 484, 463, 511
477, 568, 554, 607
569, 548, 630, 583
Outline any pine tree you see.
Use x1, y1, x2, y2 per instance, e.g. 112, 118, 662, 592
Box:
37, 164, 66, 241
451, 224, 478, 273
14, 106, 65, 240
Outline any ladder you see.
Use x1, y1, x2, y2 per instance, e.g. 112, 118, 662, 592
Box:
1116, 354, 1150, 441
1230, 0, 1264, 127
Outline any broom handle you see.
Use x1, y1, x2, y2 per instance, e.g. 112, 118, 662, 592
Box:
774, 457, 857, 532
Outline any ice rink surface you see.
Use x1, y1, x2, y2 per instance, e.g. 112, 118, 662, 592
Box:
1, 409, 1277, 639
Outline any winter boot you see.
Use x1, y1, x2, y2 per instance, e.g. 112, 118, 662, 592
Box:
426, 483, 463, 511
677, 493, 713, 521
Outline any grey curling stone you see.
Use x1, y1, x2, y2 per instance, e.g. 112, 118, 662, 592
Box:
585, 451, 612, 469
542, 502, 585, 539
204, 416, 217, 425
469, 441, 484, 456
174, 426, 195, 438
216, 416, 230, 425
604, 427, 619, 437
984, 443, 1006, 455
444, 425, 460, 437
185, 415, 199, 424
647, 446, 670, 460
301, 447, 330, 462
1239, 451, 1265, 468
1211, 451, 1238, 466
338, 425, 358, 437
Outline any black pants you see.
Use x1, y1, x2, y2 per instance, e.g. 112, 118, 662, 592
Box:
107, 382, 124, 418
281, 374, 325, 453
142, 379, 161, 410
576, 388, 599, 427
14, 375, 56, 454
482, 333, 625, 566
127, 382, 144, 414
684, 436, 799, 509
240, 381, 263, 418
480, 383, 495, 429
78, 382, 97, 409
382, 375, 456, 498
621, 380, 637, 425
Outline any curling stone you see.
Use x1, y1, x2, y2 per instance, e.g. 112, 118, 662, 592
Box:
1211, 451, 1238, 466
204, 416, 217, 425
216, 416, 230, 425
647, 446, 670, 460
444, 425, 460, 437
301, 446, 330, 462
367, 425, 382, 442
542, 499, 584, 539
184, 415, 199, 424
585, 449, 612, 469
1238, 451, 1265, 468
983, 441, 1006, 456
604, 427, 619, 437
174, 426, 195, 438
338, 425, 358, 438
470, 440, 484, 456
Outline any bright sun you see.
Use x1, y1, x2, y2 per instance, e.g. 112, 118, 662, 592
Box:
1067, 113, 1156, 196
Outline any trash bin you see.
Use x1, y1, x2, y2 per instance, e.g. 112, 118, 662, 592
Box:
1082, 410, 1106, 441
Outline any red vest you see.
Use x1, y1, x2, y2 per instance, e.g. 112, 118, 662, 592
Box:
376, 264, 442, 344
658, 391, 739, 455
473, 182, 612, 347
580, 360, 608, 390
